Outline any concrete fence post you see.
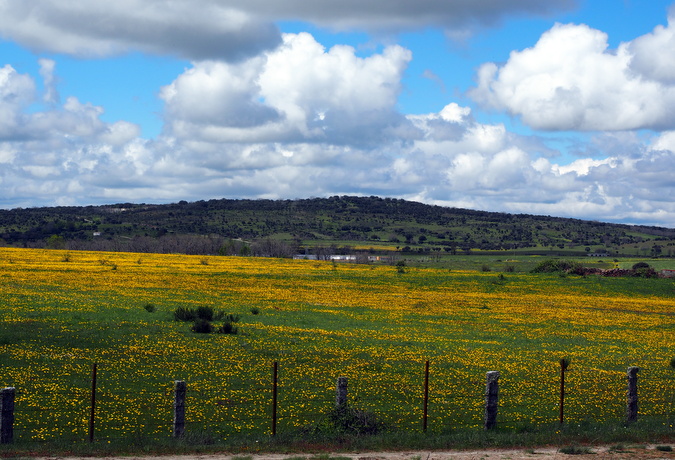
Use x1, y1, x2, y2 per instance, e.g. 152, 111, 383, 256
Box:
0, 387, 15, 444
626, 366, 639, 423
173, 380, 186, 438
336, 377, 348, 409
484, 371, 500, 430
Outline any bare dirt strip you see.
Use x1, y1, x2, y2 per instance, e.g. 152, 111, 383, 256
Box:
39, 445, 675, 460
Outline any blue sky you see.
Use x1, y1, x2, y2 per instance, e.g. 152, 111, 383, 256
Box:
1, 1, 675, 227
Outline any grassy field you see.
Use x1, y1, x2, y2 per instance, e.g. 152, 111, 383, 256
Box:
0, 247, 674, 454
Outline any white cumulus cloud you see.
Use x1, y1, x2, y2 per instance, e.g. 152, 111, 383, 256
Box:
470, 17, 675, 131
161, 33, 412, 146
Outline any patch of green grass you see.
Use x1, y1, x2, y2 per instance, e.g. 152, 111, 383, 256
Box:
559, 445, 593, 455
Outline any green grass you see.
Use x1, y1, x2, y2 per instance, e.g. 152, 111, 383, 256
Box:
0, 249, 673, 455
1, 420, 673, 457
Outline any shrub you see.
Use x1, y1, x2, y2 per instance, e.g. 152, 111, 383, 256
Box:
632, 265, 657, 278
174, 307, 197, 322
481, 264, 491, 272
143, 303, 156, 313
224, 313, 240, 323
324, 404, 385, 435
559, 446, 593, 455
531, 259, 582, 273
196, 306, 215, 321
395, 260, 406, 274
216, 321, 238, 334
250, 307, 260, 315
191, 319, 213, 333
632, 261, 650, 270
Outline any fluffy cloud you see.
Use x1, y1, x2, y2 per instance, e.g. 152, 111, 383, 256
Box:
470, 18, 675, 131
384, 107, 675, 226
160, 33, 412, 146
0, 64, 35, 138
0, 0, 575, 61
0, 62, 148, 207
628, 6, 675, 83
0, 1, 281, 61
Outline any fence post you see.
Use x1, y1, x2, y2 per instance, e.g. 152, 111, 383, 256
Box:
272, 362, 278, 436
423, 361, 429, 432
626, 366, 639, 423
173, 380, 186, 438
484, 371, 500, 430
89, 363, 97, 443
0, 387, 15, 444
335, 377, 348, 409
559, 358, 570, 424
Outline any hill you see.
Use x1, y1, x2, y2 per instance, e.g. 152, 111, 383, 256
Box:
1, 196, 674, 257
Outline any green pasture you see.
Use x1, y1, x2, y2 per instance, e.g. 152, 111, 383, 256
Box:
0, 249, 673, 455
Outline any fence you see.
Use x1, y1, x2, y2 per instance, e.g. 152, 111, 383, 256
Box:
1, 359, 674, 444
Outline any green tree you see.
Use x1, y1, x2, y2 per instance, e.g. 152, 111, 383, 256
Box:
46, 235, 65, 249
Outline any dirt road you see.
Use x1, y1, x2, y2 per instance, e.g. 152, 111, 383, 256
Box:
41, 445, 675, 460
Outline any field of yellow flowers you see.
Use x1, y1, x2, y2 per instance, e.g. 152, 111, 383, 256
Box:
0, 247, 673, 442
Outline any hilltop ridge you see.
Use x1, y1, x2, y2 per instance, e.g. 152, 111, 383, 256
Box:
1, 196, 674, 257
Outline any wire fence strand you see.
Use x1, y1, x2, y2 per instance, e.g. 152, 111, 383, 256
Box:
2, 359, 674, 444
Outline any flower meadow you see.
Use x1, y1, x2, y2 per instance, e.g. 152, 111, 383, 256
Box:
0, 247, 673, 443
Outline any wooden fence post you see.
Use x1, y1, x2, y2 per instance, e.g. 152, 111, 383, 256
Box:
173, 380, 186, 438
559, 358, 570, 424
423, 361, 430, 432
272, 362, 278, 436
484, 371, 500, 430
89, 363, 97, 443
626, 366, 639, 423
335, 377, 348, 409
0, 387, 15, 444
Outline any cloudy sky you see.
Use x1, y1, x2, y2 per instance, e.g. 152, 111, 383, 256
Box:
1, 1, 675, 227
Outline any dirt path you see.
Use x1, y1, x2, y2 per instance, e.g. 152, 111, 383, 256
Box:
42, 445, 675, 460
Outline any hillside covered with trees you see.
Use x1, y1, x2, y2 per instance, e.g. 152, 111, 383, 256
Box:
1, 196, 674, 258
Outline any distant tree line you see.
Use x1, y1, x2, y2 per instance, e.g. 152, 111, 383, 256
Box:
1, 196, 674, 256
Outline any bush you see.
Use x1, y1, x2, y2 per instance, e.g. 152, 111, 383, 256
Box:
191, 319, 213, 333
559, 446, 593, 455
309, 404, 385, 436
196, 306, 215, 321
531, 259, 582, 273
224, 313, 240, 323
173, 307, 197, 322
250, 307, 261, 315
632, 261, 650, 270
175, 307, 237, 334
216, 321, 238, 334
325, 404, 385, 435
143, 303, 156, 313
395, 260, 406, 274
631, 263, 657, 278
